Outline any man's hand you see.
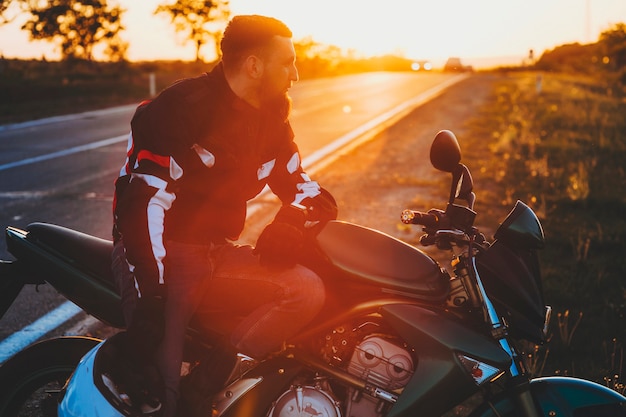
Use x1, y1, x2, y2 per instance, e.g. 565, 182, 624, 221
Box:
303, 187, 338, 230
255, 206, 306, 269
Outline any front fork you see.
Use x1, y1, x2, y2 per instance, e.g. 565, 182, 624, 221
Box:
491, 327, 542, 417
509, 377, 542, 417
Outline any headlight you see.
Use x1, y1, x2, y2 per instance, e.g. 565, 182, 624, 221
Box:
457, 354, 505, 385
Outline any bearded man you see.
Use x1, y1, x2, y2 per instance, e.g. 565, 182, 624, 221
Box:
111, 15, 336, 416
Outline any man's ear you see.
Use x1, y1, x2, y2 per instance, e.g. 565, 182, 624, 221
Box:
244, 55, 264, 79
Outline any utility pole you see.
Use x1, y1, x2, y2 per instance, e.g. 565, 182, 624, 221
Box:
585, 0, 591, 43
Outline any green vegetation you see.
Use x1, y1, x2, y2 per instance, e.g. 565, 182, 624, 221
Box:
467, 67, 626, 388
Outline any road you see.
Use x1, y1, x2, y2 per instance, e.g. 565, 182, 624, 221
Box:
0, 71, 464, 357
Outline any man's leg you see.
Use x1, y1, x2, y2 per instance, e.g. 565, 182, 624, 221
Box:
156, 240, 214, 417
197, 244, 325, 358
111, 239, 138, 327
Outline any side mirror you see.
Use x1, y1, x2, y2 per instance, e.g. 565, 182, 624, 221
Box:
430, 130, 475, 210
430, 130, 461, 173
451, 164, 475, 209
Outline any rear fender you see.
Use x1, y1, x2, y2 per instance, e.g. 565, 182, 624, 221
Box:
468, 376, 626, 416
0, 260, 26, 319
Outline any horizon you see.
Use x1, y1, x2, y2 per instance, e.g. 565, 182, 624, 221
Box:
0, 0, 625, 68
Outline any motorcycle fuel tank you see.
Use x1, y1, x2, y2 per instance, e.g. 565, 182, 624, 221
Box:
315, 221, 449, 303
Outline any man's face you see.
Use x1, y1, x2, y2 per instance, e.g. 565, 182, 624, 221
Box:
258, 36, 298, 108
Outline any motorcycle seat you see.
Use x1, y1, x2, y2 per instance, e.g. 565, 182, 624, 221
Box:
25, 222, 116, 287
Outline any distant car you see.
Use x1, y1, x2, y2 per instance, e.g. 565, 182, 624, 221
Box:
411, 60, 432, 71
444, 57, 472, 72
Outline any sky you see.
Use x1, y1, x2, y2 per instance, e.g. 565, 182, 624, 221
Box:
1, 0, 625, 68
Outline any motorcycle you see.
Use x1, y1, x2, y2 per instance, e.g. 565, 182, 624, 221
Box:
1, 130, 624, 417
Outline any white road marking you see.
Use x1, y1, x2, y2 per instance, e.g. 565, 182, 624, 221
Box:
0, 134, 128, 172
0, 301, 81, 363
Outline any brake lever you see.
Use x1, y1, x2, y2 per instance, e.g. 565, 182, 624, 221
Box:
419, 229, 468, 248
437, 229, 467, 239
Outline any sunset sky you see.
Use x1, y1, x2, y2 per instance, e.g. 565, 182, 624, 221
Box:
1, 0, 625, 68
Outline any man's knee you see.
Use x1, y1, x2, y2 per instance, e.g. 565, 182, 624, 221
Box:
290, 265, 325, 316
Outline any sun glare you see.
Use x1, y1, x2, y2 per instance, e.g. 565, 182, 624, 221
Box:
0, 0, 624, 67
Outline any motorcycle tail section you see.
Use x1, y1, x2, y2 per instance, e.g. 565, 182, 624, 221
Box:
0, 260, 25, 319
3, 223, 125, 328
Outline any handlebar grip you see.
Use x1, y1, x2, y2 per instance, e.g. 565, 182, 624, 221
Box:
401, 209, 440, 228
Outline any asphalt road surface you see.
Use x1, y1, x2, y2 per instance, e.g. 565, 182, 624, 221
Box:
0, 71, 464, 359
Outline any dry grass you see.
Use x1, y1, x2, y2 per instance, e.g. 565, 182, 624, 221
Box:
465, 70, 626, 385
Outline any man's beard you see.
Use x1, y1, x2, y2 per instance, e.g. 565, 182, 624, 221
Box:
259, 85, 292, 122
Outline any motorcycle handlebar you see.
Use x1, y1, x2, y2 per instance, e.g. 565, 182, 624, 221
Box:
401, 209, 440, 228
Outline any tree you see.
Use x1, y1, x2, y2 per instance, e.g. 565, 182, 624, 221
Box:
1, 0, 13, 24
155, 0, 230, 62
599, 23, 626, 71
0, 0, 34, 25
22, 0, 126, 61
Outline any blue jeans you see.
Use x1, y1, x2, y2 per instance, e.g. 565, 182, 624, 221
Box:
153, 240, 325, 417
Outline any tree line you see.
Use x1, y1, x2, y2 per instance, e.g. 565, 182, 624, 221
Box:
0, 0, 231, 62
535, 23, 626, 84
0, 0, 419, 75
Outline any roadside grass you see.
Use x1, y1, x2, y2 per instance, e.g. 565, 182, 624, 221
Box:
465, 71, 626, 388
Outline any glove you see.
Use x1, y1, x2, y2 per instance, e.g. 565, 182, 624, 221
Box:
303, 187, 338, 225
255, 206, 306, 269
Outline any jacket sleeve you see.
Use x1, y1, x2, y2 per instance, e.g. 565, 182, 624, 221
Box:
267, 123, 322, 210
266, 119, 339, 228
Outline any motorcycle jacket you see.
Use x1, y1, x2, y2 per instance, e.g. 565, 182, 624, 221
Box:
113, 63, 323, 295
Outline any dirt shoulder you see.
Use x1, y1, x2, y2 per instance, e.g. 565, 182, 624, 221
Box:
319, 73, 497, 233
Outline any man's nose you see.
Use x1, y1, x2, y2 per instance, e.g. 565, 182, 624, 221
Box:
291, 65, 299, 83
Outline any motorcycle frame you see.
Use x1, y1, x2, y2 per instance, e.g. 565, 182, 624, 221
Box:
2, 221, 626, 417
2, 223, 507, 417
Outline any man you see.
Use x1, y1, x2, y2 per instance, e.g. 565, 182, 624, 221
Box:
112, 15, 336, 416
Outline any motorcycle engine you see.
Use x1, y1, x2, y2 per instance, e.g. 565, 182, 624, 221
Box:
268, 320, 415, 417
343, 334, 414, 417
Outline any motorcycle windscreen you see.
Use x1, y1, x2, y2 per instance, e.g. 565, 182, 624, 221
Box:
494, 200, 545, 249
476, 239, 547, 344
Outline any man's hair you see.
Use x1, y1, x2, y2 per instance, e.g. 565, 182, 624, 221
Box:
220, 15, 292, 70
